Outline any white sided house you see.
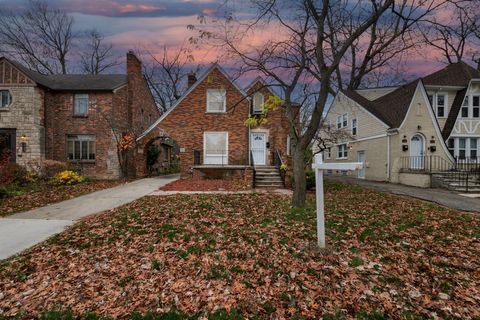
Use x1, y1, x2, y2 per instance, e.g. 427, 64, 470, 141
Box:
320, 62, 480, 192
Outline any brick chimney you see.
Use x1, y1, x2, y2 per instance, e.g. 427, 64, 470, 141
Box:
187, 72, 197, 88
127, 50, 142, 75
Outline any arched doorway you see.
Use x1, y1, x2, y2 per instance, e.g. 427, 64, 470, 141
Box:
410, 134, 425, 169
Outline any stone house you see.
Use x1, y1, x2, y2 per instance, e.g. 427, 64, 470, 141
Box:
0, 52, 159, 179
137, 64, 297, 187
319, 62, 480, 191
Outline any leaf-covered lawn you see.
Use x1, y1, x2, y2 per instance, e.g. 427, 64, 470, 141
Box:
0, 180, 123, 217
0, 181, 479, 319
159, 178, 251, 191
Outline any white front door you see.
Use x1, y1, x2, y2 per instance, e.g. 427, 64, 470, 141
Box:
357, 151, 365, 178
251, 132, 266, 165
410, 135, 424, 169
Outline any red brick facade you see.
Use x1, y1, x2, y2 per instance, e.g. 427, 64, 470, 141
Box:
136, 65, 294, 179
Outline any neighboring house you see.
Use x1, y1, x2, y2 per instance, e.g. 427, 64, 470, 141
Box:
137, 64, 296, 187
320, 62, 480, 190
0, 52, 159, 179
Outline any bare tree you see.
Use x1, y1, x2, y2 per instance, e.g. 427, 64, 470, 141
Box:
192, 0, 453, 207
80, 30, 120, 75
140, 43, 198, 113
420, 0, 480, 65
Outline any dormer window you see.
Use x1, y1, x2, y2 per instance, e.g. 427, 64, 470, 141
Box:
252, 92, 264, 114
206, 89, 226, 113
74, 94, 89, 116
0, 90, 12, 108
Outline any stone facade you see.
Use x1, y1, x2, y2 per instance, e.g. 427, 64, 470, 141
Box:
0, 53, 159, 179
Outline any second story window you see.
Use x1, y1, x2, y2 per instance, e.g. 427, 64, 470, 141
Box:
252, 92, 264, 114
461, 96, 469, 118
436, 94, 446, 117
352, 118, 357, 136
473, 95, 480, 118
0, 90, 12, 108
336, 113, 348, 129
206, 89, 226, 113
74, 94, 89, 116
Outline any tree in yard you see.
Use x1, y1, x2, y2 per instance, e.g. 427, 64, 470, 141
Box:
139, 42, 199, 114
191, 0, 452, 207
80, 30, 120, 75
0, 0, 74, 75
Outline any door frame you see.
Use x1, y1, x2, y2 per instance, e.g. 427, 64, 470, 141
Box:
357, 151, 365, 179
0, 128, 16, 163
250, 131, 267, 166
410, 134, 425, 169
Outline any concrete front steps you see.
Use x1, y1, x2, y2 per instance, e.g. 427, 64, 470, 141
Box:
254, 166, 284, 188
432, 172, 480, 193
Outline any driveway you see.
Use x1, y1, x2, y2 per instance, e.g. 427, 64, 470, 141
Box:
327, 176, 480, 213
0, 175, 179, 260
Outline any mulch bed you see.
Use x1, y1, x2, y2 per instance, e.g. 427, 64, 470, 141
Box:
159, 178, 251, 191
0, 180, 123, 217
0, 181, 479, 319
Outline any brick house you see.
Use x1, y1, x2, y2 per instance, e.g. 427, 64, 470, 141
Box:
137, 63, 296, 187
0, 52, 159, 179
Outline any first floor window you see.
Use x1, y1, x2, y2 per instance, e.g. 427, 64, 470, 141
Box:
352, 118, 357, 136
447, 138, 454, 156
470, 138, 478, 158
67, 134, 96, 160
74, 94, 89, 116
204, 132, 228, 164
458, 138, 466, 159
337, 144, 348, 159
325, 147, 331, 159
0, 90, 12, 108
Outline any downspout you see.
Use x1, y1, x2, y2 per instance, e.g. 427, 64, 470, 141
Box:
247, 97, 252, 167
387, 134, 390, 181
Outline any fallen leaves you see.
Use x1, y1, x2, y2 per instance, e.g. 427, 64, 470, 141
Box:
0, 181, 478, 319
160, 178, 251, 191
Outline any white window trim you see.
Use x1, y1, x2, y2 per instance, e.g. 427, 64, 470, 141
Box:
352, 118, 357, 136
336, 113, 348, 129
435, 92, 448, 118
206, 89, 227, 113
203, 131, 228, 164
461, 95, 470, 118
336, 143, 348, 159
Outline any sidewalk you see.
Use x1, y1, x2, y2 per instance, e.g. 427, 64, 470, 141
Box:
327, 176, 480, 213
0, 175, 179, 260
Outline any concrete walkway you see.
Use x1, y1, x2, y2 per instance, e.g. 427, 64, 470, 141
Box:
0, 175, 179, 260
327, 176, 480, 213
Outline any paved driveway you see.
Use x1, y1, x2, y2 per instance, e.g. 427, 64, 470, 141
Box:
327, 176, 480, 213
0, 175, 179, 260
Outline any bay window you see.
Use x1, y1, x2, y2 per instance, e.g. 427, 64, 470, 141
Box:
67, 134, 95, 161
204, 132, 228, 164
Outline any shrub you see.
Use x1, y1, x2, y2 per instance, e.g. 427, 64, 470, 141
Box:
52, 170, 85, 185
27, 160, 70, 181
0, 187, 8, 199
0, 163, 31, 185
306, 170, 315, 190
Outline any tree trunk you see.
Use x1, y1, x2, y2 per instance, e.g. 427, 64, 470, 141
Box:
292, 146, 307, 208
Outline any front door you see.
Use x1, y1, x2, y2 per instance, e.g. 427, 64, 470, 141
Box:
410, 134, 424, 169
251, 132, 266, 165
0, 129, 16, 163
357, 151, 365, 178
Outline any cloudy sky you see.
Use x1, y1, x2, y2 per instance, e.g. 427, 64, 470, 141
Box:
0, 0, 462, 81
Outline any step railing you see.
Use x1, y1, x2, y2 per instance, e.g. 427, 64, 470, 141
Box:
273, 149, 286, 187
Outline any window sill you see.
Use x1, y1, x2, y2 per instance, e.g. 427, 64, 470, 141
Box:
336, 157, 348, 160
68, 160, 96, 164
73, 115, 89, 118
206, 111, 227, 114
0, 107, 10, 112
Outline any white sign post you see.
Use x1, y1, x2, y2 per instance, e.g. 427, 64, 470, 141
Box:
312, 153, 363, 248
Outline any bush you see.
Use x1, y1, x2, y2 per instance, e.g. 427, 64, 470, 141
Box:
306, 170, 315, 190
0, 163, 31, 185
0, 187, 8, 199
52, 170, 85, 185
27, 160, 70, 180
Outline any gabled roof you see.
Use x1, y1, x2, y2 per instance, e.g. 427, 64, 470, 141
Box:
442, 89, 467, 140
1, 57, 127, 91
422, 61, 480, 87
137, 63, 246, 140
342, 80, 419, 128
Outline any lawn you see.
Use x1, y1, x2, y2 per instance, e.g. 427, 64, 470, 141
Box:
0, 180, 123, 217
159, 178, 251, 191
0, 181, 478, 319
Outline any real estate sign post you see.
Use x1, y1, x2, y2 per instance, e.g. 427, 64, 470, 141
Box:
312, 153, 363, 248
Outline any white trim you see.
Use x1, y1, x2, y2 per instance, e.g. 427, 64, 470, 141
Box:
137, 63, 246, 141
349, 133, 387, 143
203, 131, 229, 165
250, 131, 267, 165
445, 79, 475, 140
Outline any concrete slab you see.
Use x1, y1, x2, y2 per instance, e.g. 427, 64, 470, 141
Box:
0, 219, 74, 260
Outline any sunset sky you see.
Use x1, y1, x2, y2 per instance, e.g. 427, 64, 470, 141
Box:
0, 0, 466, 82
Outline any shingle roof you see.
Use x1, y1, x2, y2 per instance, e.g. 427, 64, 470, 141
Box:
422, 61, 480, 87
342, 80, 419, 128
442, 89, 467, 140
4, 57, 127, 91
